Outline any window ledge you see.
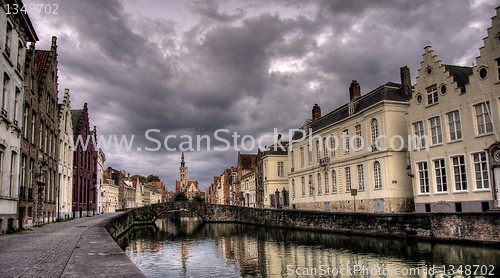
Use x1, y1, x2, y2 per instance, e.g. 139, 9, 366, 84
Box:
417, 193, 431, 196
426, 102, 439, 108
473, 189, 491, 193
429, 143, 443, 148
452, 190, 469, 194
434, 192, 449, 195
447, 139, 463, 144
475, 132, 494, 139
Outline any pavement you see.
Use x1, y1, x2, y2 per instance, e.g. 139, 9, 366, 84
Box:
0, 213, 145, 278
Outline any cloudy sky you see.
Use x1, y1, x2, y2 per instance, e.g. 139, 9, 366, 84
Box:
24, 0, 497, 191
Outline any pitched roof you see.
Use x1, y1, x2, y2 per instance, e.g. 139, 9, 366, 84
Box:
443, 64, 472, 93
292, 82, 407, 140
35, 50, 50, 82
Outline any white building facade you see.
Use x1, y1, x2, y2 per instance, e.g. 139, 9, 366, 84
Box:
409, 8, 500, 212
289, 74, 414, 213
97, 148, 105, 214
242, 171, 256, 207
0, 1, 37, 233
262, 145, 289, 208
57, 88, 73, 219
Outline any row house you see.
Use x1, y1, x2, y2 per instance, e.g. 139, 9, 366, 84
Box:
147, 181, 166, 203
409, 7, 500, 212
97, 148, 105, 213
19, 36, 59, 228
289, 70, 414, 212
235, 153, 257, 205
57, 88, 73, 219
72, 104, 98, 217
102, 169, 118, 212
261, 142, 289, 208
0, 0, 37, 233
241, 171, 255, 207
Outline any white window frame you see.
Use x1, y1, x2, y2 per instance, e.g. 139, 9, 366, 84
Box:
317, 173, 322, 196
374, 161, 382, 189
446, 110, 462, 141
472, 151, 490, 190
433, 158, 447, 193
324, 171, 329, 194
357, 164, 364, 192
428, 116, 442, 145
417, 161, 430, 194
426, 84, 438, 105
345, 167, 351, 192
474, 102, 493, 135
331, 170, 337, 193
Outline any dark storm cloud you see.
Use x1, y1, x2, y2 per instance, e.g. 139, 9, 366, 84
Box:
24, 0, 498, 190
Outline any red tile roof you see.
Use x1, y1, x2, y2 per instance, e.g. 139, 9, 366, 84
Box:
35, 50, 50, 81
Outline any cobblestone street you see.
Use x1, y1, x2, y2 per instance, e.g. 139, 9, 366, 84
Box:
0, 213, 144, 278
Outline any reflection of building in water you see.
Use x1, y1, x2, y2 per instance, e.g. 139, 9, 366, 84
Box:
181, 241, 189, 272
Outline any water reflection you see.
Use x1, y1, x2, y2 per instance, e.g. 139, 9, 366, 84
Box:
121, 217, 500, 277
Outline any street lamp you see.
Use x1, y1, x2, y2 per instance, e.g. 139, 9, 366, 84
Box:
34, 161, 48, 226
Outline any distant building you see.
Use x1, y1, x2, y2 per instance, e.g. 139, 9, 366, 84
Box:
261, 142, 289, 208
409, 7, 500, 212
147, 181, 166, 203
72, 104, 98, 217
241, 171, 256, 207
236, 153, 257, 205
97, 148, 105, 214
175, 153, 200, 200
102, 169, 118, 212
1, 0, 37, 233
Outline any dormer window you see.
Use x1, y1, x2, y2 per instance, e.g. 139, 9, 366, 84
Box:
426, 84, 438, 105
348, 102, 355, 115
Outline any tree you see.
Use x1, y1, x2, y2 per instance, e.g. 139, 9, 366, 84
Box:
174, 192, 188, 201
193, 194, 204, 203
147, 175, 160, 182
130, 175, 146, 183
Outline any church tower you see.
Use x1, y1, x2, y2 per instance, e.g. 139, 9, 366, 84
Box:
180, 152, 188, 191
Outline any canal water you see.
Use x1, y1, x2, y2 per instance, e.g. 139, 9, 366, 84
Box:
118, 216, 500, 277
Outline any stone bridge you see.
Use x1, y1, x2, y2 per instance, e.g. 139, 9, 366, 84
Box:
105, 202, 500, 245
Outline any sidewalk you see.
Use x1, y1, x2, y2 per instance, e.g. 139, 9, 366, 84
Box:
0, 213, 145, 278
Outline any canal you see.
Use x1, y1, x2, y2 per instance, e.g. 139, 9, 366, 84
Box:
118, 216, 500, 277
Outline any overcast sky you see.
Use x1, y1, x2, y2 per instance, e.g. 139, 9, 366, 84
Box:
24, 0, 497, 191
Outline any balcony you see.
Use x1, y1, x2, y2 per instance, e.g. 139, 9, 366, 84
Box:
319, 157, 330, 165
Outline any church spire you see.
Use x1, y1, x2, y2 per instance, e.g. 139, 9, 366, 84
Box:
181, 152, 185, 167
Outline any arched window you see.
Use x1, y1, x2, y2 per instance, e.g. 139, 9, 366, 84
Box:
374, 161, 382, 189
331, 170, 337, 193
324, 171, 329, 194
291, 179, 295, 198
317, 173, 322, 195
371, 118, 379, 150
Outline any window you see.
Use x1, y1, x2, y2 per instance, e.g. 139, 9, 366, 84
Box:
292, 179, 295, 198
0, 151, 3, 190
357, 164, 364, 192
315, 140, 320, 162
323, 138, 328, 158
301, 177, 305, 197
345, 167, 351, 192
427, 84, 438, 105
308, 175, 313, 196
324, 171, 329, 194
277, 161, 284, 177
23, 105, 28, 137
452, 156, 467, 191
300, 147, 304, 167
343, 129, 349, 154
417, 162, 429, 194
2, 73, 10, 114
13, 87, 20, 124
291, 151, 294, 170
413, 121, 426, 149
331, 170, 337, 193
371, 119, 378, 150
4, 23, 12, 57
447, 110, 462, 141
308, 144, 312, 165
474, 102, 492, 135
496, 58, 500, 81
374, 161, 382, 189
9, 152, 16, 196
434, 159, 447, 192
20, 155, 26, 188
317, 173, 322, 195
330, 136, 336, 157
31, 113, 36, 143
429, 116, 442, 145
16, 41, 23, 71
355, 124, 362, 150
473, 152, 490, 189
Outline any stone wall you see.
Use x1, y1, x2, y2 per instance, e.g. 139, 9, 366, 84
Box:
107, 202, 500, 245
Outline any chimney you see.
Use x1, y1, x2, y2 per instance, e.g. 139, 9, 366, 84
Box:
312, 104, 321, 121
349, 80, 361, 101
400, 66, 412, 100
